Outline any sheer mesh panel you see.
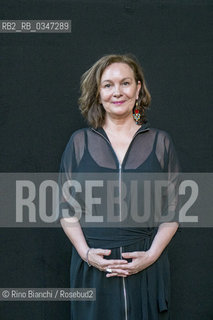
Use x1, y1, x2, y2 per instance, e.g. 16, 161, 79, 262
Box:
87, 129, 117, 169
58, 125, 181, 224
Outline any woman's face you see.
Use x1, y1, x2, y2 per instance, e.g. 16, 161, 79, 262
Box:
99, 62, 141, 120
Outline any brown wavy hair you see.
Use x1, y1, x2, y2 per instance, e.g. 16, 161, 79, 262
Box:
78, 54, 151, 128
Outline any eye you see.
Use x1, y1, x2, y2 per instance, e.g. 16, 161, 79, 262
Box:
122, 81, 130, 86
104, 83, 111, 88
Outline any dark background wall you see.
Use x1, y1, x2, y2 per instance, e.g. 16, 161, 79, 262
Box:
0, 1, 212, 319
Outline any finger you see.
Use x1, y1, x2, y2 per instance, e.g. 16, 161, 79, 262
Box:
104, 259, 128, 265
107, 268, 129, 275
95, 259, 128, 270
106, 273, 127, 278
108, 264, 130, 270
95, 249, 111, 255
122, 252, 139, 259
106, 272, 117, 278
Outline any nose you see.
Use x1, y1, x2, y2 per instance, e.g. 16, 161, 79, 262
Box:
113, 85, 122, 97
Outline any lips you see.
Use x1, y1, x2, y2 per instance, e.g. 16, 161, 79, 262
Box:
112, 100, 126, 105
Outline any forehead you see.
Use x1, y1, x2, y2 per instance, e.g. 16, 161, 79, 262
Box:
101, 62, 134, 80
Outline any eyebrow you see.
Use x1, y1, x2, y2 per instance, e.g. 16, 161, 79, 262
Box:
101, 77, 132, 83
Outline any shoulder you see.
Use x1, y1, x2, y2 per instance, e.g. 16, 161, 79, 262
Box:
60, 128, 89, 165
146, 127, 173, 141
69, 127, 88, 139
147, 128, 175, 152
148, 127, 171, 138
65, 127, 89, 147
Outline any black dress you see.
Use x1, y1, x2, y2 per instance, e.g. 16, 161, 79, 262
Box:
59, 122, 180, 320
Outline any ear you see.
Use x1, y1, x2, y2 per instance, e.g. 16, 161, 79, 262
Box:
136, 81, 141, 99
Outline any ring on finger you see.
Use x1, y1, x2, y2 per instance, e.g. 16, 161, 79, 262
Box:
106, 267, 112, 273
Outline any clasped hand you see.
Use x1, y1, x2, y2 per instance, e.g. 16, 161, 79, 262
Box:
87, 248, 155, 278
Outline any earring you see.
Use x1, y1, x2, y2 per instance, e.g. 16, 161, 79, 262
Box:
133, 100, 141, 122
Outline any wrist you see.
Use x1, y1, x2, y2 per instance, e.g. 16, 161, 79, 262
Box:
146, 249, 159, 264
80, 247, 90, 262
86, 248, 93, 267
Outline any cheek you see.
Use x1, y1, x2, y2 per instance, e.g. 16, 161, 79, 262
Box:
100, 91, 111, 101
123, 85, 138, 95
126, 88, 138, 98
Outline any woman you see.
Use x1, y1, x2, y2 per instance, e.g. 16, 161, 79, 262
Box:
59, 54, 180, 319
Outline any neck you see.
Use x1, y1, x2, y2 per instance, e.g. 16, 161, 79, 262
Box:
103, 115, 139, 134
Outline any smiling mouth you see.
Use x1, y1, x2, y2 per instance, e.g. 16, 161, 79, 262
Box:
112, 101, 126, 105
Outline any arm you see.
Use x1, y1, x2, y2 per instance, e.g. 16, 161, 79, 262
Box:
146, 222, 179, 262
60, 217, 90, 262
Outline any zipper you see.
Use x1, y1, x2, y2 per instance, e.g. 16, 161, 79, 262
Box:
120, 247, 128, 320
119, 163, 128, 320
90, 126, 149, 168
90, 126, 149, 320
118, 161, 128, 320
